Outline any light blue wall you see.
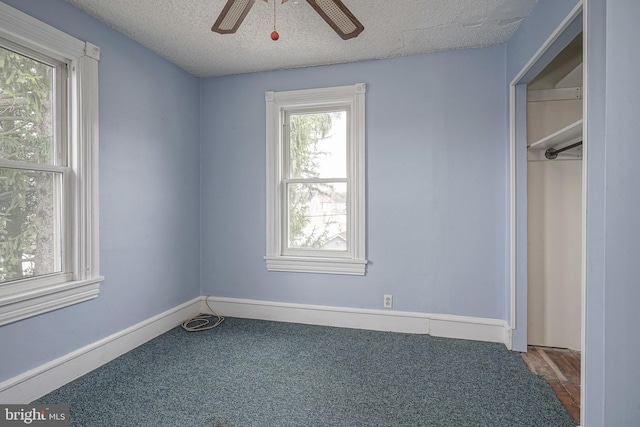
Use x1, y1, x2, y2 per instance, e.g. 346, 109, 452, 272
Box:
589, 0, 640, 424
200, 47, 508, 319
0, 0, 201, 382
506, 0, 583, 81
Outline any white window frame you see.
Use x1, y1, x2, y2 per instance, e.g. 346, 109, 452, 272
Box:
265, 83, 367, 275
0, 3, 102, 326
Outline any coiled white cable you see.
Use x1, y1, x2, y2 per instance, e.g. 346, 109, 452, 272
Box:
181, 297, 224, 332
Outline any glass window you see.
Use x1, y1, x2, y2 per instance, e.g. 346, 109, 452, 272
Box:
285, 110, 347, 252
0, 2, 102, 326
0, 46, 64, 283
265, 84, 367, 275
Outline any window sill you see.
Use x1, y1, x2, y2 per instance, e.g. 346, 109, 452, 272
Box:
0, 276, 104, 326
264, 256, 367, 276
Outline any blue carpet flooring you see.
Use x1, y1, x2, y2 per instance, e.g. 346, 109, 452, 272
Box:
35, 317, 576, 426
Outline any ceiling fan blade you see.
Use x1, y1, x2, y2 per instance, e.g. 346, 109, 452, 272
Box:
212, 0, 256, 34
306, 0, 364, 40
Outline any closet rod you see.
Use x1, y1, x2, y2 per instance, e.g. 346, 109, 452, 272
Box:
545, 141, 583, 160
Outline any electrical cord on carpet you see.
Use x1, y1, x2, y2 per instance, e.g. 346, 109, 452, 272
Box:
181, 297, 224, 332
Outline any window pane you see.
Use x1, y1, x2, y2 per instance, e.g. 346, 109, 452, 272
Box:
0, 168, 62, 283
287, 182, 347, 251
0, 46, 55, 165
289, 111, 346, 179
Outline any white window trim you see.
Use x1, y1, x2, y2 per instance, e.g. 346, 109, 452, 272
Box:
265, 83, 367, 275
0, 3, 102, 326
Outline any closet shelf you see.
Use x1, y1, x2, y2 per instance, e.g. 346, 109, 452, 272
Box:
528, 119, 583, 151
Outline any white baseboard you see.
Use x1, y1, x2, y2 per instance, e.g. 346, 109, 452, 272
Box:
0, 296, 510, 404
204, 296, 510, 346
0, 297, 201, 404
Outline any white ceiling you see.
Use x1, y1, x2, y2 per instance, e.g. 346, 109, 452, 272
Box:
65, 0, 538, 78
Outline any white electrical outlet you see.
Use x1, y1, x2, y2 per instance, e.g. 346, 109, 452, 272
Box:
384, 294, 393, 308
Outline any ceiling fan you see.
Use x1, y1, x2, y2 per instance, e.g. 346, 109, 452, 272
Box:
212, 0, 364, 40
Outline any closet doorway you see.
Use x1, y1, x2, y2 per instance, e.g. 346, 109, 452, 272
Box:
526, 34, 583, 351
522, 31, 583, 425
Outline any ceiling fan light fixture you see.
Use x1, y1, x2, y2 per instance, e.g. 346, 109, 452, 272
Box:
306, 0, 364, 40
212, 0, 256, 34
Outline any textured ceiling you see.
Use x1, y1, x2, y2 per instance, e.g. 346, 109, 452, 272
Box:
65, 0, 538, 78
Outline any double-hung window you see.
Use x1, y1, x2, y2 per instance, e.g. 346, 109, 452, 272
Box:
0, 3, 102, 325
265, 83, 367, 275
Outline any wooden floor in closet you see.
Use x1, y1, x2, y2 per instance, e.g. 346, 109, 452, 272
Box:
522, 346, 581, 425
